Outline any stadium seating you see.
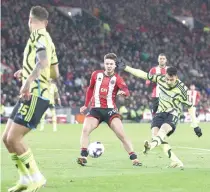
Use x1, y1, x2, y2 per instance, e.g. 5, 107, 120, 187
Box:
1, 0, 210, 113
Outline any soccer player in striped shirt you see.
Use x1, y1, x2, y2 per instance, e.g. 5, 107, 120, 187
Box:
118, 61, 202, 169
146, 53, 167, 115
77, 53, 141, 166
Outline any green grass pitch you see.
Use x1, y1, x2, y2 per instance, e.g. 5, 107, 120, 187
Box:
1, 123, 210, 192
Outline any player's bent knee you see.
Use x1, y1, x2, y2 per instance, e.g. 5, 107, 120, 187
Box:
82, 125, 96, 135
6, 135, 18, 147
2, 133, 8, 145
2, 119, 13, 144
83, 117, 99, 132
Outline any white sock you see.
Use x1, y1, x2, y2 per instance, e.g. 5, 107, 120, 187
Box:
19, 175, 32, 185
30, 172, 45, 182
162, 143, 183, 164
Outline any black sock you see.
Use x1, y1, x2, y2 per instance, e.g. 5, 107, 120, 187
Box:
81, 148, 88, 157
129, 152, 137, 160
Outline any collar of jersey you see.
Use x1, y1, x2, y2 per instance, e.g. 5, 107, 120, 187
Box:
169, 80, 179, 90
103, 71, 115, 77
31, 28, 46, 35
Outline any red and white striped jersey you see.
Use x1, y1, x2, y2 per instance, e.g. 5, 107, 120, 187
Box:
146, 66, 167, 98
85, 70, 130, 109
187, 90, 201, 106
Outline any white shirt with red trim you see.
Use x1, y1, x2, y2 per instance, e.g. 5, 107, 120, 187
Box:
85, 70, 130, 109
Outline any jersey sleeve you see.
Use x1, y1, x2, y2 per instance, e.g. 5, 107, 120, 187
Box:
34, 33, 58, 66
34, 35, 47, 53
147, 73, 162, 83
146, 67, 155, 85
117, 76, 130, 96
84, 71, 97, 107
180, 86, 193, 107
88, 71, 96, 88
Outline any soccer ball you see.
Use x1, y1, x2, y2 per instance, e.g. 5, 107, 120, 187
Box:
88, 142, 105, 158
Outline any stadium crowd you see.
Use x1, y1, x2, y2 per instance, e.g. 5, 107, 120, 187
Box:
1, 0, 210, 116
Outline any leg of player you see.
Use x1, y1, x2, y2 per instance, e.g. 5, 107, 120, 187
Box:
2, 119, 15, 152
5, 95, 49, 192
144, 123, 172, 153
3, 119, 32, 192
77, 117, 99, 166
40, 112, 46, 131
151, 127, 159, 138
143, 123, 171, 153
2, 102, 35, 192
7, 122, 46, 192
51, 108, 57, 132
149, 126, 183, 168
162, 141, 184, 169
109, 118, 142, 166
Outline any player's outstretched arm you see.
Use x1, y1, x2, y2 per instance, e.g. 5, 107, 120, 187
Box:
188, 106, 202, 137
181, 86, 202, 137
125, 66, 148, 80
117, 59, 148, 80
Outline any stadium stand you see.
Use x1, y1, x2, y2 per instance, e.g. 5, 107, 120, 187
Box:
1, 0, 210, 116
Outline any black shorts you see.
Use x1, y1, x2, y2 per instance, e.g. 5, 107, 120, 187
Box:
151, 112, 178, 136
151, 97, 159, 114
12, 95, 49, 129
87, 108, 121, 126
49, 104, 55, 109
10, 100, 21, 120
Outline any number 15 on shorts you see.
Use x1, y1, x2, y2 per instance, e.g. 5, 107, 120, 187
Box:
18, 103, 29, 116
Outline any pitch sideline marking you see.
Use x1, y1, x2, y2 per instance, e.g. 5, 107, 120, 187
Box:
174, 146, 210, 152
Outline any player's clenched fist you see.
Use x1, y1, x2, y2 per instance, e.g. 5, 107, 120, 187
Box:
116, 58, 127, 70
80, 106, 87, 114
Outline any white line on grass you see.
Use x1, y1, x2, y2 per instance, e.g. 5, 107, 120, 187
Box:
35, 148, 78, 151
174, 146, 210, 152
192, 152, 210, 155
